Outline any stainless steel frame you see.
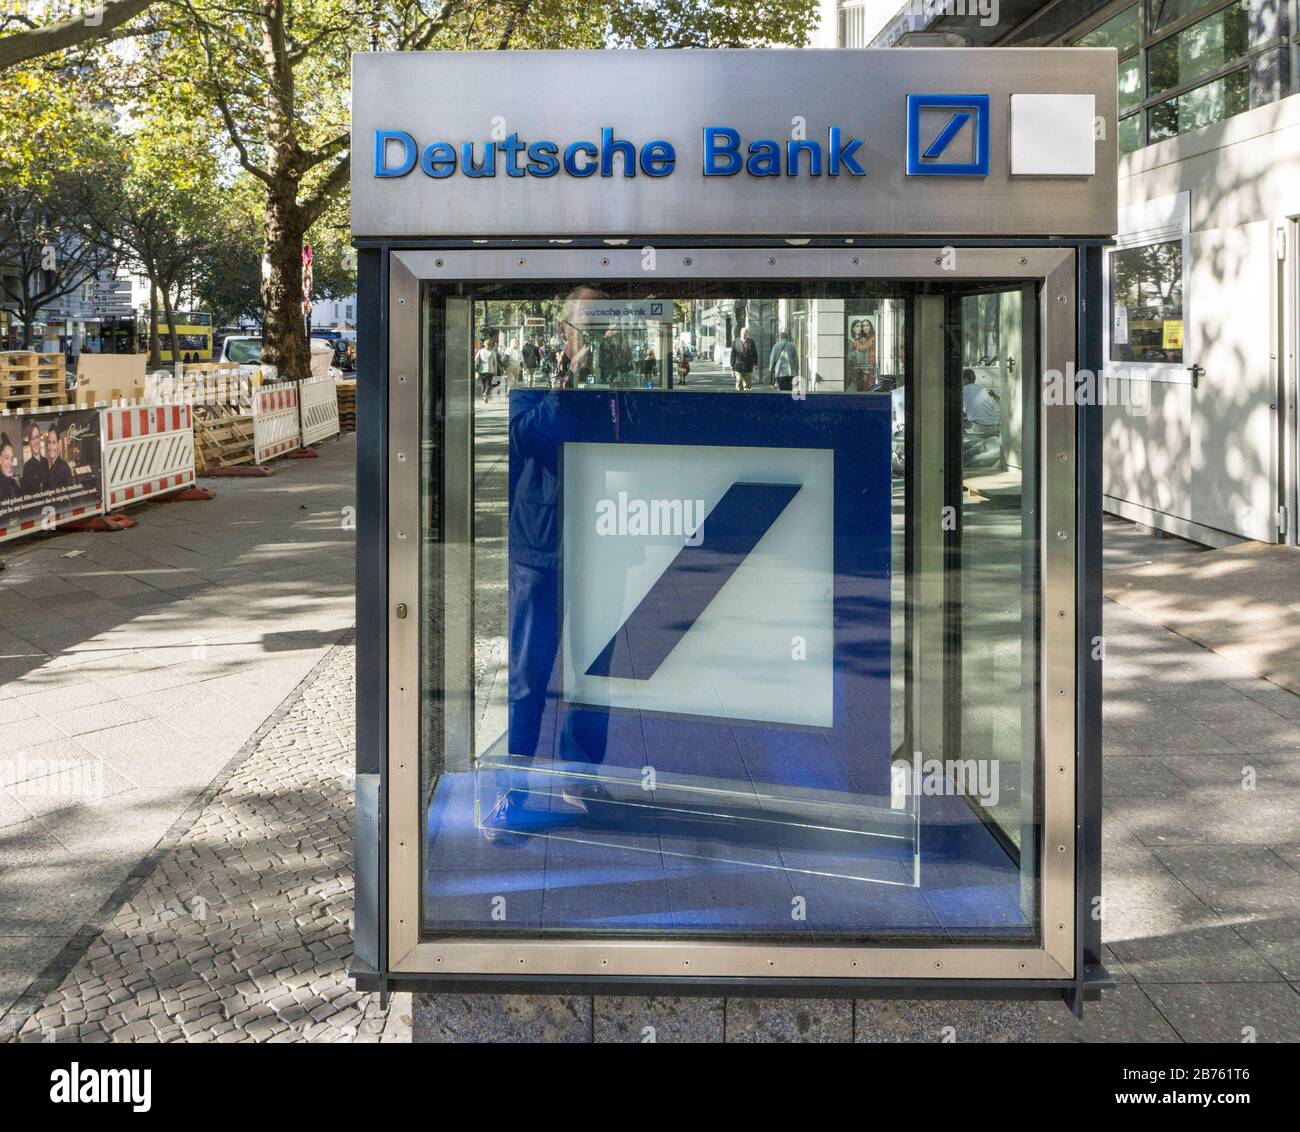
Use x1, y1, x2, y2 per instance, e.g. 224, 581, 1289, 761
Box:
385, 246, 1077, 981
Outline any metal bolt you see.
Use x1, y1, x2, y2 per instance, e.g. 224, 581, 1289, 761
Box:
435, 258, 444, 267
396, 602, 408, 619
1020, 257, 1029, 265
600, 257, 609, 266
684, 257, 693, 266
1056, 530, 1068, 540
768, 257, 776, 266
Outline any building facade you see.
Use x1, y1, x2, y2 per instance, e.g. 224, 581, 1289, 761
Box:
840, 0, 1300, 546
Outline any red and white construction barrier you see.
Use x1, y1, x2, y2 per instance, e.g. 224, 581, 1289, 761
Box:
253, 381, 301, 464
0, 404, 107, 544
298, 376, 340, 447
102, 402, 197, 511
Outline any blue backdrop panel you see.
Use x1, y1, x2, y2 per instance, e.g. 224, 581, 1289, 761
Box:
506, 390, 894, 796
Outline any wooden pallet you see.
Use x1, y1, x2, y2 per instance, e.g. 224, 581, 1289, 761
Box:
1, 351, 67, 410
336, 379, 356, 431
194, 405, 254, 469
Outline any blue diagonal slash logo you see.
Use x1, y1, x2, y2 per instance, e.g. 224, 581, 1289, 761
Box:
585, 481, 801, 680
923, 111, 973, 160
907, 93, 990, 176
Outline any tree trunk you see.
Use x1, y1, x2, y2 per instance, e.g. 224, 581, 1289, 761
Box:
260, 187, 310, 381
160, 283, 181, 374
148, 287, 161, 370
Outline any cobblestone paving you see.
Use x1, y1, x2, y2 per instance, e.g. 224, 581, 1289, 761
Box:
9, 640, 409, 1043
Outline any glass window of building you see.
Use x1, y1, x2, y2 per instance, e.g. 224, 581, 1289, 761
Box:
1075, 1, 1275, 156
1146, 3, 1249, 96
1148, 68, 1250, 141
1076, 5, 1143, 154
1109, 241, 1185, 365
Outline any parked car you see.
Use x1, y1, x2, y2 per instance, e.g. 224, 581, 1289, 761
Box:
219, 336, 339, 380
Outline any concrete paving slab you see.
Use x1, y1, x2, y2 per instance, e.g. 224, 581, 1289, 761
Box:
1142, 982, 1300, 1043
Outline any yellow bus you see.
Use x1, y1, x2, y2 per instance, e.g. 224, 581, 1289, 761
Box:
137, 310, 214, 363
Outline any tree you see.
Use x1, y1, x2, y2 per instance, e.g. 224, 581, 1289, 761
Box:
192, 176, 266, 328
0, 183, 114, 348
146, 0, 815, 379
0, 0, 157, 71
0, 66, 115, 348
72, 114, 231, 367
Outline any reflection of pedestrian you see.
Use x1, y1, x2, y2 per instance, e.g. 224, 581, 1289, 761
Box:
641, 345, 657, 387
730, 326, 758, 392
0, 433, 21, 501
499, 286, 612, 834
769, 329, 799, 392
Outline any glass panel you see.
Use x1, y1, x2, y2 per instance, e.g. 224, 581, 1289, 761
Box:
1119, 113, 1143, 154
419, 280, 1040, 943
1147, 67, 1250, 140
1075, 4, 1140, 54
1147, 3, 1249, 96
958, 288, 1038, 873
1109, 241, 1185, 364
1119, 54, 1143, 115
1151, 0, 1220, 33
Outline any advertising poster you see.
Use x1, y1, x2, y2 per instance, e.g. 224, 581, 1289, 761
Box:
846, 312, 879, 392
0, 409, 104, 540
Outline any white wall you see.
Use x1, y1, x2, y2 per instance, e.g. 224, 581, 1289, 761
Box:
1105, 92, 1300, 545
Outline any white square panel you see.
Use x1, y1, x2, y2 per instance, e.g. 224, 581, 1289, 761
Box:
561, 441, 834, 727
1010, 93, 1096, 176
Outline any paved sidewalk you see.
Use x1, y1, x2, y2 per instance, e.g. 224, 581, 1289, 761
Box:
1104, 522, 1300, 695
4, 463, 1297, 1041
9, 639, 408, 1042
1040, 520, 1300, 1041
0, 435, 355, 1032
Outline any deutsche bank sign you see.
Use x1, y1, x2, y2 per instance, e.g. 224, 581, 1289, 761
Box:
351, 50, 1118, 239
507, 391, 895, 793
374, 126, 868, 180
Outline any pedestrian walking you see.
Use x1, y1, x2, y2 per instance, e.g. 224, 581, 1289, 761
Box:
522, 336, 541, 386
730, 326, 758, 392
768, 329, 799, 392
475, 337, 500, 403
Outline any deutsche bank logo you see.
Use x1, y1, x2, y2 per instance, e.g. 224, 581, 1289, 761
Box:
562, 442, 834, 728
907, 93, 991, 177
